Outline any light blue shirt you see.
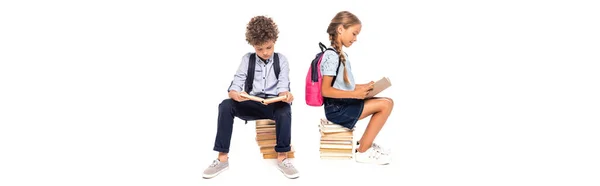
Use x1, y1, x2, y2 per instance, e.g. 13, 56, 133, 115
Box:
320, 49, 356, 91
228, 52, 290, 98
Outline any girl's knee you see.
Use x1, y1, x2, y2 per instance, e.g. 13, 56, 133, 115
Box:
383, 97, 393, 106
375, 97, 393, 107
380, 98, 394, 111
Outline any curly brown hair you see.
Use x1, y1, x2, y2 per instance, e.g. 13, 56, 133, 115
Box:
245, 16, 279, 46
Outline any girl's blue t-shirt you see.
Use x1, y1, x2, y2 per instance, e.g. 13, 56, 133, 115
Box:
320, 50, 355, 91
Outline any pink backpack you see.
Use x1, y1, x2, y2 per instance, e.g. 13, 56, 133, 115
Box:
305, 42, 341, 106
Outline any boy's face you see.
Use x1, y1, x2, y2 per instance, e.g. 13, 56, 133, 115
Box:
252, 40, 275, 60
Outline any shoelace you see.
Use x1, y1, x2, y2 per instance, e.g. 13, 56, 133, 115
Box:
368, 149, 385, 160
209, 160, 220, 167
282, 159, 294, 168
372, 143, 390, 155
357, 142, 391, 155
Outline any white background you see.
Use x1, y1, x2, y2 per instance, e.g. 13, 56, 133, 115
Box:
1, 0, 599, 185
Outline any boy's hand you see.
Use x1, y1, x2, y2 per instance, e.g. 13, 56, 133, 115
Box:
279, 91, 294, 103
229, 90, 249, 102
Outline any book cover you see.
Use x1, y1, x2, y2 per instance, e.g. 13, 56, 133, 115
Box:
366, 77, 392, 98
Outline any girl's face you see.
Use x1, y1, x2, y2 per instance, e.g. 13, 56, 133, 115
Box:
339, 24, 362, 48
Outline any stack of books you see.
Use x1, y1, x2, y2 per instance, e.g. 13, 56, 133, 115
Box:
319, 118, 354, 160
255, 119, 295, 159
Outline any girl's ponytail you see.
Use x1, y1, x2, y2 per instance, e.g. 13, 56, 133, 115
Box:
329, 34, 350, 84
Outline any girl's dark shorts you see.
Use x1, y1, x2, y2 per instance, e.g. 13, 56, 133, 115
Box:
323, 98, 365, 129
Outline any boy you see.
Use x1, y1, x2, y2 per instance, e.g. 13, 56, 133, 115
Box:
202, 16, 299, 179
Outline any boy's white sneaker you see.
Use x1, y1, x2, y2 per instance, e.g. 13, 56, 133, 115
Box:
354, 147, 391, 165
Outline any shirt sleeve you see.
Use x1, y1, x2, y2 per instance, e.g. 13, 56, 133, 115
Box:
276, 54, 290, 94
228, 53, 250, 92
320, 50, 340, 76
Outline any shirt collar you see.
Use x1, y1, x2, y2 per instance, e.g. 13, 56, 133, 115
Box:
257, 54, 274, 64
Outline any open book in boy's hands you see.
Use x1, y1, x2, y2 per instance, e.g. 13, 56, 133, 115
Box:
240, 92, 288, 105
366, 77, 392, 98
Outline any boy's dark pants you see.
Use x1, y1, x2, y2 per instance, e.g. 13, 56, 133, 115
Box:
213, 99, 292, 153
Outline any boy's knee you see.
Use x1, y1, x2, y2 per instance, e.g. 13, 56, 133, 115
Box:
276, 109, 291, 117
274, 104, 291, 118
219, 99, 235, 111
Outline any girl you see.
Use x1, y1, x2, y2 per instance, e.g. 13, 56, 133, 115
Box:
320, 11, 394, 165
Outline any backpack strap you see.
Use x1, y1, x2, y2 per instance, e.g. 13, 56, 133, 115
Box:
243, 53, 257, 124
271, 53, 289, 92
317, 42, 342, 87
245, 53, 284, 94
319, 42, 328, 52
273, 53, 280, 79
245, 53, 256, 93
331, 60, 342, 86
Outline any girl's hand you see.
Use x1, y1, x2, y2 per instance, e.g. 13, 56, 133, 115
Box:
353, 83, 373, 99
367, 81, 375, 90
357, 81, 375, 90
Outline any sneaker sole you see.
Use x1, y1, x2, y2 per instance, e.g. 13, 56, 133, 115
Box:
202, 166, 229, 179
276, 166, 299, 179
355, 160, 390, 165
354, 157, 391, 165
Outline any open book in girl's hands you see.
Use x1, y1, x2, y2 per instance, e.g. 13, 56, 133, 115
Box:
240, 92, 288, 105
366, 77, 392, 98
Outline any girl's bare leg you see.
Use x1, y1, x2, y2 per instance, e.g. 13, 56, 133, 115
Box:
356, 97, 394, 152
